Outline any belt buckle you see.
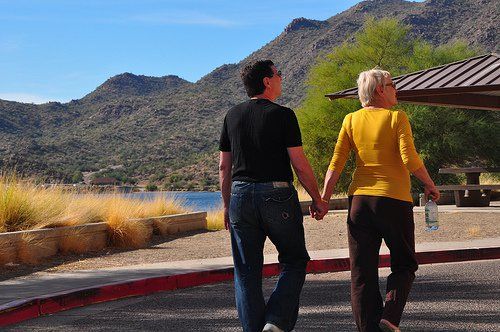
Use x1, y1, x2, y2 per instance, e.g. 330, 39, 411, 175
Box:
272, 182, 289, 188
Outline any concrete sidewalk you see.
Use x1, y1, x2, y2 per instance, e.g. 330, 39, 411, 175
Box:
1, 237, 499, 309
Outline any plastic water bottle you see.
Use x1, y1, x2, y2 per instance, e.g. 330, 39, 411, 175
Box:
424, 197, 439, 231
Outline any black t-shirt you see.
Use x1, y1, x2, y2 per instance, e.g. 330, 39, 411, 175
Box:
219, 99, 302, 182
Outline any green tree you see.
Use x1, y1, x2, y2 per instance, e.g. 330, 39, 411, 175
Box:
70, 170, 83, 183
145, 183, 158, 191
297, 18, 498, 193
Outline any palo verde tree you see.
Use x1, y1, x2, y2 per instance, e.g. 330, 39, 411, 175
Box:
297, 18, 499, 193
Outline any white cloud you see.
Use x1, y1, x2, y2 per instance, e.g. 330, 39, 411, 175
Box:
0, 93, 63, 104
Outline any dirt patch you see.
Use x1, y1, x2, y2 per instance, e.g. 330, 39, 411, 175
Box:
1, 212, 498, 281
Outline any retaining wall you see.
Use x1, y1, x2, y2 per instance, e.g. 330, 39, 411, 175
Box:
0, 212, 207, 265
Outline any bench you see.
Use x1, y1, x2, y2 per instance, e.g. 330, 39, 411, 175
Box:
437, 167, 500, 207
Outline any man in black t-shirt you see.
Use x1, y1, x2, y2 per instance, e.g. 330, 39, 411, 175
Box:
219, 60, 328, 332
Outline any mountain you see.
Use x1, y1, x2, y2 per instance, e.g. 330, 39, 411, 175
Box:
0, 0, 498, 188
83, 74, 192, 102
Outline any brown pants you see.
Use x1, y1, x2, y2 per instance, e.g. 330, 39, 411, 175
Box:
348, 195, 418, 332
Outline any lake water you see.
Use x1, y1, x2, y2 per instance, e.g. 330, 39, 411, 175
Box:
125, 191, 222, 211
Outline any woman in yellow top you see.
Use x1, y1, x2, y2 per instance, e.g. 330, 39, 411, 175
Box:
322, 69, 439, 332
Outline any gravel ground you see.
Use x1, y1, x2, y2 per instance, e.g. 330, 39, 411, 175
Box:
1, 211, 498, 281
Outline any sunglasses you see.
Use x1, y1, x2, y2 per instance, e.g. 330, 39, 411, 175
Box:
273, 70, 282, 78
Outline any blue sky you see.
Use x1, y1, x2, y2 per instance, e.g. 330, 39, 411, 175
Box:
0, 0, 422, 103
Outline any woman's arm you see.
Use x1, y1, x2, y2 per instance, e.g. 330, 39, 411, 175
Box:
322, 115, 352, 202
397, 111, 440, 201
412, 166, 440, 201
322, 169, 341, 202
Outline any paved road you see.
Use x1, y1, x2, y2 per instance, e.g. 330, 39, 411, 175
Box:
8, 260, 500, 331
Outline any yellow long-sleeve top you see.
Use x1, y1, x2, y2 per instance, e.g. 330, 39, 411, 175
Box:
328, 108, 423, 202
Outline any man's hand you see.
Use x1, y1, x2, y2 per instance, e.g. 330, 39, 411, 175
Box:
224, 207, 230, 230
288, 146, 326, 219
219, 151, 232, 231
310, 199, 329, 220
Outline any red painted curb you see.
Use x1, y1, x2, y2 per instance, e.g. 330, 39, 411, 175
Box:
0, 300, 39, 327
1, 247, 499, 327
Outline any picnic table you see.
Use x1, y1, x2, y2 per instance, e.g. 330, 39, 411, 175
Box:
437, 167, 500, 207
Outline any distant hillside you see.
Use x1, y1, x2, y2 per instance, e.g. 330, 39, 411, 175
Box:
0, 0, 498, 188
83, 74, 192, 102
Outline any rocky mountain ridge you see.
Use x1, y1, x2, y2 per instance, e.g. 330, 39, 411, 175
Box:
0, 0, 498, 188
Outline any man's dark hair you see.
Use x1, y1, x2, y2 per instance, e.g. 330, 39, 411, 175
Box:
240, 60, 275, 97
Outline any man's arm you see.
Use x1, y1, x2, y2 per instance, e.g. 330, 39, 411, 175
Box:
288, 146, 328, 220
219, 151, 232, 230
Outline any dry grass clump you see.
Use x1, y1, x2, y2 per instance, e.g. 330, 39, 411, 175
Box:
28, 191, 77, 230
0, 174, 69, 232
207, 208, 225, 230
56, 195, 107, 227
139, 196, 190, 218
0, 173, 198, 262
0, 176, 103, 232
104, 197, 153, 248
0, 174, 191, 234
0, 174, 33, 232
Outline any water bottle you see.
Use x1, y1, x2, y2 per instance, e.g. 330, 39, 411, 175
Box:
424, 196, 439, 231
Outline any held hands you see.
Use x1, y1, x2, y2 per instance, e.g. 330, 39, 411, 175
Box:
310, 199, 329, 220
425, 184, 440, 202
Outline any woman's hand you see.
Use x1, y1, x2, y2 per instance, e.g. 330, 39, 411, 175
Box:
412, 166, 440, 202
424, 184, 440, 201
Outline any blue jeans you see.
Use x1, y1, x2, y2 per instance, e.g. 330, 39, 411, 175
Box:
229, 181, 310, 332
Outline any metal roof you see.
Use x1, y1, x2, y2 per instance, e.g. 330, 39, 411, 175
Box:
325, 53, 500, 111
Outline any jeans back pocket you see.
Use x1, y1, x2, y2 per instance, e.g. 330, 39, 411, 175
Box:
262, 189, 298, 224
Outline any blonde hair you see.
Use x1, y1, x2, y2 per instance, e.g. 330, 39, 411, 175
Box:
357, 69, 391, 107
